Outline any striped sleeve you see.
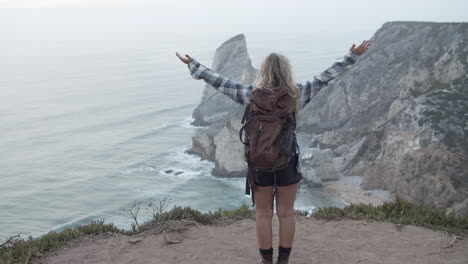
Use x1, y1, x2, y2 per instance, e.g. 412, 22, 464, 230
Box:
297, 51, 360, 109
188, 59, 254, 106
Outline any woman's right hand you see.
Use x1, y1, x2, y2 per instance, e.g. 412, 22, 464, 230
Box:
176, 52, 193, 65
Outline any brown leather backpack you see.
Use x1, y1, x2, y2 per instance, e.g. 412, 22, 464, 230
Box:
239, 87, 297, 206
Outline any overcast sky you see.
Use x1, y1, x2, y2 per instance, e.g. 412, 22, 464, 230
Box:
0, 0, 467, 12
2, 0, 467, 27
1, 0, 467, 51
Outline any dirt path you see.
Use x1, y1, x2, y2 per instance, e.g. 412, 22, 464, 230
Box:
36, 216, 467, 264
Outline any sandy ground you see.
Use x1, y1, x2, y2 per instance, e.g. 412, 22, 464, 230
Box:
35, 216, 467, 264
323, 177, 394, 206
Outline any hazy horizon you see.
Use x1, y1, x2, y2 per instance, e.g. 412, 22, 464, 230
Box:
2, 0, 467, 68
1, 0, 467, 37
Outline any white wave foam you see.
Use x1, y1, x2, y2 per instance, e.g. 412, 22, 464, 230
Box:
159, 168, 199, 180
157, 146, 214, 179
178, 116, 197, 128
122, 145, 214, 178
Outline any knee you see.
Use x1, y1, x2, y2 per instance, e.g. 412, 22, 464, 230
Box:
256, 208, 274, 219
276, 208, 294, 219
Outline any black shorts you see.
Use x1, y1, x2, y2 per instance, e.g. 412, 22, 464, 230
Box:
251, 154, 303, 187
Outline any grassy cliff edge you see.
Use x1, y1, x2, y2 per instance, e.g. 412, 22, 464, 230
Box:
1, 196, 467, 264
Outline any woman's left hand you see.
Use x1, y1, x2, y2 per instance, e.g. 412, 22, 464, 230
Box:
176, 52, 193, 65
349, 40, 370, 55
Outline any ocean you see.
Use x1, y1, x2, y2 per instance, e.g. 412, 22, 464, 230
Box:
0, 10, 370, 239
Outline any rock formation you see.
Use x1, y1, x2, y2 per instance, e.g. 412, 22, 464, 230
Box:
191, 34, 257, 126
298, 22, 468, 216
188, 34, 256, 177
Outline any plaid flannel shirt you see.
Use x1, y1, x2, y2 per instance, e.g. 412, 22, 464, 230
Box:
187, 51, 361, 109
187, 51, 361, 174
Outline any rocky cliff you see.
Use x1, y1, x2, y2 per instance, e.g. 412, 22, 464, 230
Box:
188, 34, 256, 177
189, 22, 468, 216
300, 22, 468, 216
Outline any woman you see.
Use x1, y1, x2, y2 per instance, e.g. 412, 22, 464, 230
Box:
176, 40, 370, 264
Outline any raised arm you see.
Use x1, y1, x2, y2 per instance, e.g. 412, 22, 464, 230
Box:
297, 40, 370, 109
176, 52, 254, 106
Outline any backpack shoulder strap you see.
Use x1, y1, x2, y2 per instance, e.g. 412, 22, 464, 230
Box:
291, 111, 296, 128
241, 103, 251, 124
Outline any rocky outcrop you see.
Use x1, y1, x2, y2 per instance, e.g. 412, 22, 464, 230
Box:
298, 22, 468, 135
189, 22, 468, 216
211, 119, 246, 177
299, 22, 468, 216
188, 34, 256, 176
302, 149, 342, 183
191, 34, 257, 126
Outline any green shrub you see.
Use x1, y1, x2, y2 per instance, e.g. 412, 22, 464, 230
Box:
0, 219, 128, 264
312, 196, 468, 234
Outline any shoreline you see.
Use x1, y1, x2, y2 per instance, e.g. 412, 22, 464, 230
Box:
322, 176, 395, 206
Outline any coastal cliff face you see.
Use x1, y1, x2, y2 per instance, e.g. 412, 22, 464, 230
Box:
189, 22, 468, 215
189, 34, 256, 177
300, 22, 468, 216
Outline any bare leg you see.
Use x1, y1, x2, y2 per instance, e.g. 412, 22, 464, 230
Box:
275, 183, 299, 248
254, 186, 274, 250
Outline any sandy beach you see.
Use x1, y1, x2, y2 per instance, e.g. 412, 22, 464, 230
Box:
322, 177, 394, 206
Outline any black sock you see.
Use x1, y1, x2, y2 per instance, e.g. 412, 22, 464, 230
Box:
259, 247, 273, 261
278, 246, 291, 261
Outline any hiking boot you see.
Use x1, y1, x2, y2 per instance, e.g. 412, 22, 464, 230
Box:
276, 252, 290, 263
276, 258, 289, 264
258, 258, 273, 264
277, 246, 291, 264
258, 248, 273, 264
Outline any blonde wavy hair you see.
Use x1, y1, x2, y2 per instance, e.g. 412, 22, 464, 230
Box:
253, 52, 300, 115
